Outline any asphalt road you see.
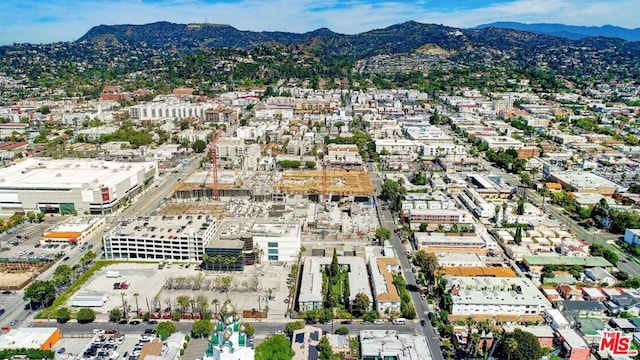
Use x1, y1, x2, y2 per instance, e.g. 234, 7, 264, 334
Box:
370, 169, 444, 360
31, 319, 420, 337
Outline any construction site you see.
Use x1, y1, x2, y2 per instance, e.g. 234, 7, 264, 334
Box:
169, 167, 378, 240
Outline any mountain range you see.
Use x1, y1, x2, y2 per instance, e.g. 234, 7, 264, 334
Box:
476, 22, 640, 41
76, 20, 640, 59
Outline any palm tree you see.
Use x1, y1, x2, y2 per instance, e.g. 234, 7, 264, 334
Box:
133, 293, 140, 316
212, 298, 220, 318
120, 292, 128, 319
253, 245, 263, 264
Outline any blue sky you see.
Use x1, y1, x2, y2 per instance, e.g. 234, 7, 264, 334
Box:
1, 0, 638, 45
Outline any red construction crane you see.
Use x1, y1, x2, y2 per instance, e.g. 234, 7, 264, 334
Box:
211, 128, 224, 201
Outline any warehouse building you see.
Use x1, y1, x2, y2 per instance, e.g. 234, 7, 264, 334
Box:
547, 171, 620, 196
103, 214, 217, 261
0, 158, 157, 215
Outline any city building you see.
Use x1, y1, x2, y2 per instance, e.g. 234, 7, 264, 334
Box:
359, 330, 431, 360
0, 327, 60, 350
39, 217, 106, 246
405, 209, 474, 226
476, 135, 524, 151
103, 214, 217, 261
547, 171, 620, 196
556, 328, 590, 360
0, 158, 157, 215
365, 246, 402, 314
298, 256, 372, 312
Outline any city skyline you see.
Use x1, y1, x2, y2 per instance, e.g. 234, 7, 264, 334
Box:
1, 0, 640, 46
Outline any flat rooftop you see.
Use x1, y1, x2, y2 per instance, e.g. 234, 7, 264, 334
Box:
109, 214, 216, 239
550, 171, 619, 189
523, 255, 612, 267
274, 169, 374, 196
446, 276, 550, 307
207, 217, 301, 248
0, 158, 155, 190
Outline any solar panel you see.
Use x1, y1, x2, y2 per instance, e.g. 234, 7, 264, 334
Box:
295, 333, 304, 344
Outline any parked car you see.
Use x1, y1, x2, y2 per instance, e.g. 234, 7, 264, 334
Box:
373, 319, 384, 325
57, 348, 65, 354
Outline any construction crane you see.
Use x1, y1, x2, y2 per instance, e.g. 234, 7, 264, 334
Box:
211, 128, 224, 201
321, 160, 328, 206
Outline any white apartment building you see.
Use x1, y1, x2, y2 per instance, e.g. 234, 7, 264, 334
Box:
215, 139, 260, 171
103, 214, 217, 261
298, 256, 372, 313
129, 102, 213, 121
446, 276, 551, 316
365, 246, 402, 314
177, 129, 211, 143
374, 139, 421, 156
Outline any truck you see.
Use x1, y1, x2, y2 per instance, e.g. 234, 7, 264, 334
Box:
106, 271, 120, 278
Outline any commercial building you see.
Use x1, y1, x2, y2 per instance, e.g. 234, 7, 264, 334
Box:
405, 209, 474, 225
198, 218, 301, 272
359, 330, 431, 360
0, 327, 61, 350
103, 214, 217, 261
40, 217, 106, 246
446, 276, 551, 317
0, 158, 157, 215
298, 256, 372, 313
476, 135, 524, 151
415, 233, 498, 253
547, 171, 620, 196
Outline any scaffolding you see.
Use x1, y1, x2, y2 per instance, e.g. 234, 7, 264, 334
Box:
274, 169, 374, 196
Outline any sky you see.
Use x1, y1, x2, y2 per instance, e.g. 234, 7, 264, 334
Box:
1, 0, 639, 45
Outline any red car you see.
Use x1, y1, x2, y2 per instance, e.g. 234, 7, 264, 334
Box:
106, 329, 118, 334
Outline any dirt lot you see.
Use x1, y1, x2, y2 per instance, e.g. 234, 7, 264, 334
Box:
75, 262, 292, 320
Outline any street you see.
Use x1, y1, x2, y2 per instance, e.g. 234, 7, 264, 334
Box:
370, 169, 444, 360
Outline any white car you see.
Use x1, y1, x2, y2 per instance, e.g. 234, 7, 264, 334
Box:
93, 329, 105, 334
373, 319, 384, 325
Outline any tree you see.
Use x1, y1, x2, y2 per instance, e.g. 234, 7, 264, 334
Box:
26, 211, 36, 222
305, 161, 316, 169
514, 226, 523, 245
254, 334, 294, 360
23, 280, 55, 307
496, 329, 542, 360
317, 336, 333, 360
192, 139, 207, 153
285, 321, 304, 338
157, 321, 178, 340
53, 264, 73, 286
412, 249, 438, 283
330, 248, 340, 278
519, 172, 533, 187
352, 292, 370, 317
177, 295, 191, 313
242, 323, 255, 337
319, 308, 333, 324
589, 243, 619, 265
216, 276, 234, 298
56, 307, 71, 323
109, 308, 123, 323
375, 227, 392, 244
335, 326, 349, 335
380, 179, 406, 212
77, 308, 96, 324
191, 319, 214, 338
516, 198, 525, 215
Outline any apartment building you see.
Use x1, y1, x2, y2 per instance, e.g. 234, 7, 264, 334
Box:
446, 276, 551, 316
406, 209, 474, 225
365, 246, 402, 315
103, 215, 217, 261
298, 256, 372, 313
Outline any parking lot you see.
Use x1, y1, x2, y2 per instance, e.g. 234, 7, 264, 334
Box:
54, 331, 152, 360
76, 263, 291, 320
0, 221, 67, 260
